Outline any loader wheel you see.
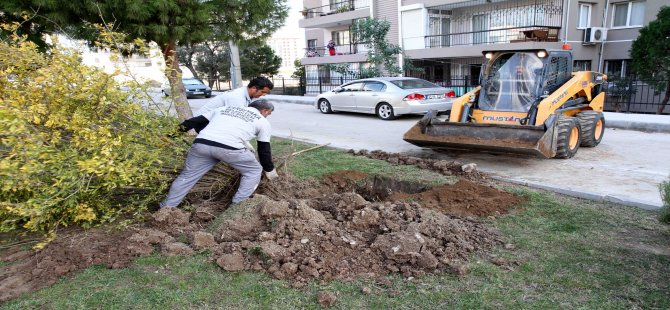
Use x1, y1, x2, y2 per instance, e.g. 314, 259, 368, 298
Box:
577, 111, 605, 147
318, 99, 333, 114
376, 103, 396, 120
554, 117, 581, 159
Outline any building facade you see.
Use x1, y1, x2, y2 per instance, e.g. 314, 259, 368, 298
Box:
267, 37, 303, 77
299, 0, 666, 112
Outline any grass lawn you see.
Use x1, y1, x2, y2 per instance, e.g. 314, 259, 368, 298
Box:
2, 139, 668, 309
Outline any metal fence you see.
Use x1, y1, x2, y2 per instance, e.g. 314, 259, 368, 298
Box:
301, 0, 370, 19
426, 26, 561, 48
204, 77, 306, 96
209, 75, 669, 115
604, 78, 670, 114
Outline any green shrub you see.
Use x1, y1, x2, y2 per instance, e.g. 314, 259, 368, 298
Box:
659, 179, 670, 224
0, 23, 186, 239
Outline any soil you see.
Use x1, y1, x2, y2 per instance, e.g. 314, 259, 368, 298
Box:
0, 154, 520, 303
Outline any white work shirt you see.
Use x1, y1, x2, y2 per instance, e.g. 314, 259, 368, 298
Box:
196, 87, 251, 116
198, 106, 271, 149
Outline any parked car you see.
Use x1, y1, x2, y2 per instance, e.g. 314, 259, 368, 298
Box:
314, 77, 456, 120
162, 78, 212, 98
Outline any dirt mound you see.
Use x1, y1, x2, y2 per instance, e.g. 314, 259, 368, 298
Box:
324, 171, 517, 218
0, 166, 520, 302
390, 179, 520, 217
0, 210, 199, 302
210, 194, 500, 286
349, 150, 486, 180
0, 229, 137, 302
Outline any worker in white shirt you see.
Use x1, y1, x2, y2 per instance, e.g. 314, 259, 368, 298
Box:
162, 99, 278, 208
184, 77, 273, 133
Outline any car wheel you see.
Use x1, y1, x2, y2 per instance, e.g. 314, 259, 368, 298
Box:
205, 94, 212, 98
318, 99, 333, 114
376, 103, 396, 120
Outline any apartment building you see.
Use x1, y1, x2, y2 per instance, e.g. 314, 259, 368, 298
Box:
267, 37, 303, 77
299, 0, 666, 101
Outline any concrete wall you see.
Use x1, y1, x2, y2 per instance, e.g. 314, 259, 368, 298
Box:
375, 0, 401, 46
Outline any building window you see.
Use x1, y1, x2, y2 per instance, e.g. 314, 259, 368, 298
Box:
612, 1, 645, 27
428, 9, 451, 48
604, 59, 632, 78
331, 30, 351, 45
472, 14, 489, 44
577, 3, 592, 29
573, 60, 592, 71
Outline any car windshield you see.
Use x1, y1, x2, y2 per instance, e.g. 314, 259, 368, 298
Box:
478, 52, 543, 112
183, 79, 204, 85
390, 79, 440, 89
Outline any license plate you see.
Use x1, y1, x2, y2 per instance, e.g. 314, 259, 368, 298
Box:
426, 94, 444, 100
192, 91, 203, 94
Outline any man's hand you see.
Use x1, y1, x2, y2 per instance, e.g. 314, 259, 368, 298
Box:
264, 169, 279, 180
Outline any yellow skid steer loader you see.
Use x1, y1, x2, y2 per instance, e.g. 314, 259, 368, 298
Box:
403, 49, 607, 158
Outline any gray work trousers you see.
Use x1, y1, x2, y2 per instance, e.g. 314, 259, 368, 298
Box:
161, 143, 262, 207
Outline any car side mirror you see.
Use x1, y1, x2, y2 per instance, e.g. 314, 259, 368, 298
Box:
333, 88, 343, 93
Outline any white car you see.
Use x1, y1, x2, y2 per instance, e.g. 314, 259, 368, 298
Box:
314, 77, 456, 120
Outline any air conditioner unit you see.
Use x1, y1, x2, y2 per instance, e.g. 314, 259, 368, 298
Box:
583, 27, 608, 44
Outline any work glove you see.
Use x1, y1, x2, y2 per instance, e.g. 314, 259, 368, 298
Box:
243, 140, 255, 153
264, 169, 279, 180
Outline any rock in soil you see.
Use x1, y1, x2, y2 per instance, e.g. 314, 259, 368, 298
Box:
317, 291, 337, 307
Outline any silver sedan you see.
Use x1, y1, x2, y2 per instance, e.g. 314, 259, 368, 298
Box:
314, 77, 455, 120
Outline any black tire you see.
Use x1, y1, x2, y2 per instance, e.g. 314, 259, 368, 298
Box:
376, 103, 396, 120
576, 111, 605, 147
205, 94, 212, 98
318, 99, 333, 114
554, 116, 581, 159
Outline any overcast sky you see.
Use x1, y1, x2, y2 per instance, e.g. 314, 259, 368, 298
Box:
273, 0, 304, 41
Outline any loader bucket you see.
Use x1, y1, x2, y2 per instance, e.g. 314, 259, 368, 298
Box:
403, 114, 558, 158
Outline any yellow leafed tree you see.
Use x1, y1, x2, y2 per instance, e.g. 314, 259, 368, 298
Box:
0, 23, 188, 238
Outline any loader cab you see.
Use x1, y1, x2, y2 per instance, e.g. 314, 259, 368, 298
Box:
478, 50, 573, 113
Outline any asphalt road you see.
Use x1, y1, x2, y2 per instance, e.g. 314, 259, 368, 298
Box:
186, 93, 670, 210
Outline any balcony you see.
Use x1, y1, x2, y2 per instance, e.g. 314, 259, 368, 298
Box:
301, 42, 369, 65
425, 26, 560, 48
303, 42, 369, 58
403, 0, 563, 51
299, 0, 371, 29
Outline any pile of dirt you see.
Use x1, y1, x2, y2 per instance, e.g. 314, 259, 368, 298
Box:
390, 179, 519, 217
0, 168, 520, 302
210, 193, 501, 286
0, 211, 205, 302
348, 150, 487, 180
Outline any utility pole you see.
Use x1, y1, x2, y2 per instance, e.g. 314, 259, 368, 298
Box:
228, 41, 243, 88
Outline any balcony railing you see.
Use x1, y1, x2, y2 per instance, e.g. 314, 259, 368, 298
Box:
301, 0, 370, 19
422, 0, 562, 47
425, 26, 560, 48
304, 43, 369, 57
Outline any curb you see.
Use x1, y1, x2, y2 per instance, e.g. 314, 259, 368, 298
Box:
605, 119, 670, 133
493, 177, 661, 210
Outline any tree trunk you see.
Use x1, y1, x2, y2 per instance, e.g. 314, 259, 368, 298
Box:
657, 81, 670, 115
162, 40, 193, 121
185, 63, 200, 81
228, 40, 243, 88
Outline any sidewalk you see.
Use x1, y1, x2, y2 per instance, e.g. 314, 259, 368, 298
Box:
265, 94, 670, 133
